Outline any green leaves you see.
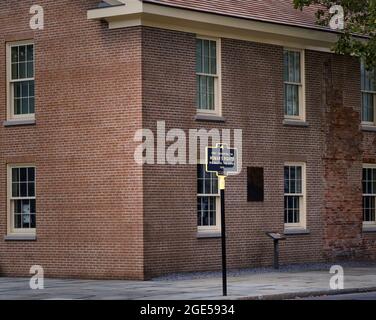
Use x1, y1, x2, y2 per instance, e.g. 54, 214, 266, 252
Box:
293, 0, 375, 70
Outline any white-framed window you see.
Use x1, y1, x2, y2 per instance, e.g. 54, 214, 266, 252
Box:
361, 62, 376, 125
362, 164, 376, 227
6, 41, 35, 120
284, 163, 306, 229
196, 36, 221, 115
197, 164, 221, 233
7, 164, 36, 235
283, 49, 305, 121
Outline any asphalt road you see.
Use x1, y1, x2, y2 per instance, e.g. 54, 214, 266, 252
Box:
304, 291, 376, 300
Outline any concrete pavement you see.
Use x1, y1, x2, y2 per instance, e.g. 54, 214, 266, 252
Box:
0, 264, 375, 300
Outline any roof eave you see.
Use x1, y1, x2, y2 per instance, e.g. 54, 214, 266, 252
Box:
87, 0, 345, 52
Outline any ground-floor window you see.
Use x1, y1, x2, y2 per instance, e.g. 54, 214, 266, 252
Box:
8, 164, 36, 235
197, 164, 220, 233
362, 165, 376, 227
284, 163, 306, 229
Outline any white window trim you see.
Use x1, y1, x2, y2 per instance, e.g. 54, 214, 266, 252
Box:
362, 164, 376, 229
284, 162, 307, 230
196, 35, 222, 117
7, 164, 36, 236
283, 48, 306, 122
6, 40, 35, 121
197, 162, 221, 234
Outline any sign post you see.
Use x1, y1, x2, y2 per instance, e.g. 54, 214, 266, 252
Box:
219, 175, 227, 296
206, 144, 238, 297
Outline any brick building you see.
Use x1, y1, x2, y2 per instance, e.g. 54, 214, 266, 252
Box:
0, 0, 375, 280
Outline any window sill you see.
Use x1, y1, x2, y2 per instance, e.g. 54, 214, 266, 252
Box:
362, 226, 376, 233
284, 228, 310, 235
4, 119, 36, 127
195, 114, 226, 123
4, 234, 37, 241
361, 125, 376, 132
197, 231, 222, 239
283, 119, 308, 127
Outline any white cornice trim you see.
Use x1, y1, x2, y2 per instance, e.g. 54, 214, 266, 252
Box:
87, 0, 338, 52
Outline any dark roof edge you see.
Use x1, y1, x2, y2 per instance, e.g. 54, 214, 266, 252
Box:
141, 0, 369, 39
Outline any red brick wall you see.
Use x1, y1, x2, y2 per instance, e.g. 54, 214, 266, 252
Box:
0, 0, 144, 279
142, 27, 332, 278
322, 55, 376, 260
1, 2, 375, 281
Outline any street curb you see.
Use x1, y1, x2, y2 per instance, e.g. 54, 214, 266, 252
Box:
238, 287, 376, 300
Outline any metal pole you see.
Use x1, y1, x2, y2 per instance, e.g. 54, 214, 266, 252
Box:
220, 187, 227, 296
274, 240, 279, 269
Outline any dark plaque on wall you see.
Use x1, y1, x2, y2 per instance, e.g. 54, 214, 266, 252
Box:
247, 167, 264, 202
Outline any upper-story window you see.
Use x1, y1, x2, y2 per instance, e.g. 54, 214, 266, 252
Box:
361, 62, 376, 125
284, 49, 305, 121
7, 41, 35, 121
196, 37, 221, 115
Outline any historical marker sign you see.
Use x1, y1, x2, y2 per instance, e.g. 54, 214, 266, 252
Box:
206, 144, 238, 176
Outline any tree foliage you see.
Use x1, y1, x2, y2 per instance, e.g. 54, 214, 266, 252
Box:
293, 0, 376, 70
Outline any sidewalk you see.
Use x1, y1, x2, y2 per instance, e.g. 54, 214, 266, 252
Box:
0, 263, 375, 300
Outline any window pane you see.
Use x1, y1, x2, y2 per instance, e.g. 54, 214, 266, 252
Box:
14, 82, 21, 98
30, 214, 36, 229
363, 168, 376, 195
284, 50, 301, 83
14, 99, 21, 114
28, 167, 35, 181
284, 166, 303, 195
21, 81, 29, 96
29, 98, 35, 114
27, 62, 34, 78
196, 39, 202, 73
21, 98, 28, 114
296, 166, 302, 193
197, 196, 216, 226
29, 81, 35, 97
284, 167, 289, 193
19, 45, 26, 62
20, 168, 27, 181
284, 84, 299, 116
19, 62, 26, 79
362, 93, 374, 122
12, 183, 19, 198
13, 81, 34, 115
27, 45, 34, 62
284, 195, 300, 224
209, 40, 217, 74
12, 168, 19, 182
11, 63, 18, 79
14, 214, 22, 229
363, 196, 375, 222
361, 62, 375, 92
30, 199, 36, 213
11, 46, 18, 63
203, 40, 209, 74
28, 182, 35, 197
20, 183, 27, 197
